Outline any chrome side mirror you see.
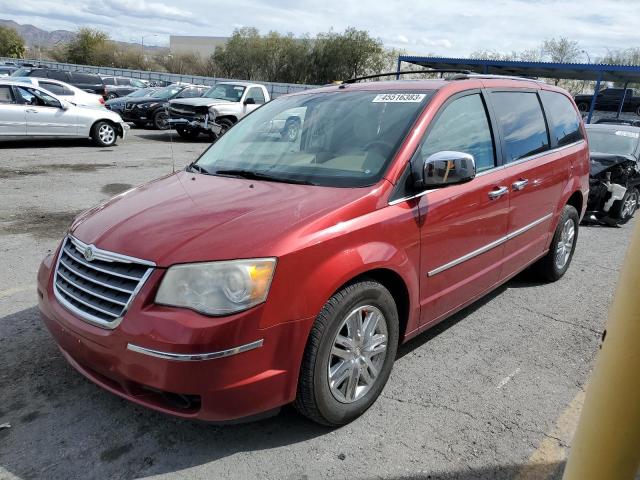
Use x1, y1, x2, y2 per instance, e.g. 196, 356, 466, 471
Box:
413, 150, 476, 188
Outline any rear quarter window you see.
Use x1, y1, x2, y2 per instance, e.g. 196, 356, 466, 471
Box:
490, 91, 550, 163
540, 90, 583, 147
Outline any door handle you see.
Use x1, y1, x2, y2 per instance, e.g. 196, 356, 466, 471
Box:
512, 179, 529, 191
26, 108, 38, 113
488, 186, 509, 200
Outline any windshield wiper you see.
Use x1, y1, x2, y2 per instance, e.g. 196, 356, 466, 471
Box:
213, 169, 317, 185
186, 162, 212, 174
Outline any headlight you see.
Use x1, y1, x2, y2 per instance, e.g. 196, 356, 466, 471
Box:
155, 258, 276, 315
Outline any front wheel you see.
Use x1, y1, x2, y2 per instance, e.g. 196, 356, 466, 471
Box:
106, 93, 118, 100
577, 102, 589, 113
294, 280, 399, 426
153, 110, 169, 130
216, 118, 234, 138
533, 205, 579, 281
611, 187, 639, 225
91, 121, 117, 147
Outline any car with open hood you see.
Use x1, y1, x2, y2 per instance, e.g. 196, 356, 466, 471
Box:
37, 73, 589, 425
584, 124, 640, 225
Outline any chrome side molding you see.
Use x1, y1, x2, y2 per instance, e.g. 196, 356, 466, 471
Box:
427, 213, 553, 277
126, 339, 264, 361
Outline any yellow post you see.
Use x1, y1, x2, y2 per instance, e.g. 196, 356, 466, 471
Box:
563, 220, 640, 479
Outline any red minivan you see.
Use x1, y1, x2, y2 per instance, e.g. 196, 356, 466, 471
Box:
37, 75, 589, 426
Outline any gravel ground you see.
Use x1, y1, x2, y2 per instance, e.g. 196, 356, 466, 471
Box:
0, 128, 636, 480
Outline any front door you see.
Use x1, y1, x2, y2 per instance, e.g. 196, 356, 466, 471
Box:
16, 86, 78, 136
418, 91, 510, 326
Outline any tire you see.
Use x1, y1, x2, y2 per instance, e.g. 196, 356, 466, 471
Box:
294, 280, 399, 426
281, 118, 300, 142
176, 127, 200, 139
636, 104, 640, 117
216, 118, 234, 138
91, 121, 117, 147
533, 205, 579, 282
153, 109, 170, 130
577, 102, 589, 113
610, 187, 639, 225
106, 93, 118, 100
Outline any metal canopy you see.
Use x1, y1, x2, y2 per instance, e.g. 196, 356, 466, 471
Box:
398, 56, 640, 84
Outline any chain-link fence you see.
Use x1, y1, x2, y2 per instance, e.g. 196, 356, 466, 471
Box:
1, 57, 319, 98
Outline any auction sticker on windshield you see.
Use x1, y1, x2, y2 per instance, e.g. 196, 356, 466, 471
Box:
372, 93, 426, 103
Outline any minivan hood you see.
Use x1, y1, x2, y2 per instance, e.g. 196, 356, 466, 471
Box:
169, 97, 232, 107
70, 171, 372, 266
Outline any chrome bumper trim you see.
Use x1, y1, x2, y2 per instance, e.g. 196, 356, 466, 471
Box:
126, 339, 264, 361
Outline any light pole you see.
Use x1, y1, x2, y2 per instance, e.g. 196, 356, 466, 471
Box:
141, 34, 159, 57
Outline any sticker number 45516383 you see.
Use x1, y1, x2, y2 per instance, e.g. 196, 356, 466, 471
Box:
372, 93, 426, 103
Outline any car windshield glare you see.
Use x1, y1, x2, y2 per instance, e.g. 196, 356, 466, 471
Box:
205, 84, 245, 102
196, 90, 432, 187
151, 87, 181, 99
587, 129, 639, 156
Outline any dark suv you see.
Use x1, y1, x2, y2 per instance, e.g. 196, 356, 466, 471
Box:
575, 88, 640, 116
11, 68, 106, 97
102, 76, 148, 99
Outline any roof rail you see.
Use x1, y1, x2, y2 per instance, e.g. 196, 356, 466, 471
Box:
450, 73, 545, 83
342, 69, 472, 84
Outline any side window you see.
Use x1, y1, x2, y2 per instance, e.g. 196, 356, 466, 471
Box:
40, 82, 69, 96
103, 77, 115, 85
0, 86, 15, 104
130, 79, 146, 88
48, 70, 69, 82
491, 91, 549, 163
247, 87, 266, 104
540, 90, 584, 147
420, 93, 496, 172
71, 73, 99, 84
178, 88, 200, 98
16, 87, 61, 108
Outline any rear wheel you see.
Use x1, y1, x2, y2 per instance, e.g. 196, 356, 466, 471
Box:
577, 102, 590, 113
294, 280, 399, 426
153, 110, 169, 130
611, 187, 639, 225
91, 121, 117, 147
106, 92, 118, 100
533, 205, 579, 281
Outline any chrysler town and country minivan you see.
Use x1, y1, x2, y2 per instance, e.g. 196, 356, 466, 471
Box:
38, 75, 589, 426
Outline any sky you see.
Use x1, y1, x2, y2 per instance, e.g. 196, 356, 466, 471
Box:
1, 0, 639, 58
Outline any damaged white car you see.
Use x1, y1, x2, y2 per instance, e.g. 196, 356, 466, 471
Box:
585, 124, 640, 225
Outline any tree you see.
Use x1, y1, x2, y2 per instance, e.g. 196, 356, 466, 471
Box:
65, 28, 114, 65
541, 37, 580, 63
0, 26, 25, 58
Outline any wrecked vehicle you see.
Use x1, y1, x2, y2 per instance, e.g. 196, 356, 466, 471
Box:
585, 124, 640, 225
168, 82, 270, 139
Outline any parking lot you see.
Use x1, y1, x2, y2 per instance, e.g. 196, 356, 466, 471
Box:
0, 129, 635, 479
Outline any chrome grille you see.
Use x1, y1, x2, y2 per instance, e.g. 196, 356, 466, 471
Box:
53, 236, 155, 329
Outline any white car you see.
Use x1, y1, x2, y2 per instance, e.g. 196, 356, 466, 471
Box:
0, 81, 129, 147
8, 77, 105, 108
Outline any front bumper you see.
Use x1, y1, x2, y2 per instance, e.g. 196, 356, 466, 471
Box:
118, 122, 130, 139
37, 252, 311, 422
168, 116, 223, 135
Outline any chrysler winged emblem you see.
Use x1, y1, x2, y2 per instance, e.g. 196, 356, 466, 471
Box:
84, 246, 95, 262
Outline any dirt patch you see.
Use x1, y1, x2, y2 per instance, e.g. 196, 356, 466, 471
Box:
101, 183, 133, 196
0, 209, 84, 239
0, 168, 47, 179
44, 163, 114, 173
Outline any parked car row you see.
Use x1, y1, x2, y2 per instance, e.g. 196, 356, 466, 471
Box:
574, 87, 640, 116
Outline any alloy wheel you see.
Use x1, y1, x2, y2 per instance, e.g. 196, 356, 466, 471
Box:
555, 219, 575, 270
621, 190, 639, 219
98, 124, 115, 145
328, 305, 388, 403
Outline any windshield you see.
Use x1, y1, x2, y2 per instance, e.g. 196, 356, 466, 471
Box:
128, 88, 156, 98
11, 67, 31, 77
587, 129, 639, 156
150, 86, 182, 99
204, 84, 245, 102
195, 90, 432, 187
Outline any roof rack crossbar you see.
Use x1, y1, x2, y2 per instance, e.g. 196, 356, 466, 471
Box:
450, 73, 544, 83
342, 69, 472, 84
